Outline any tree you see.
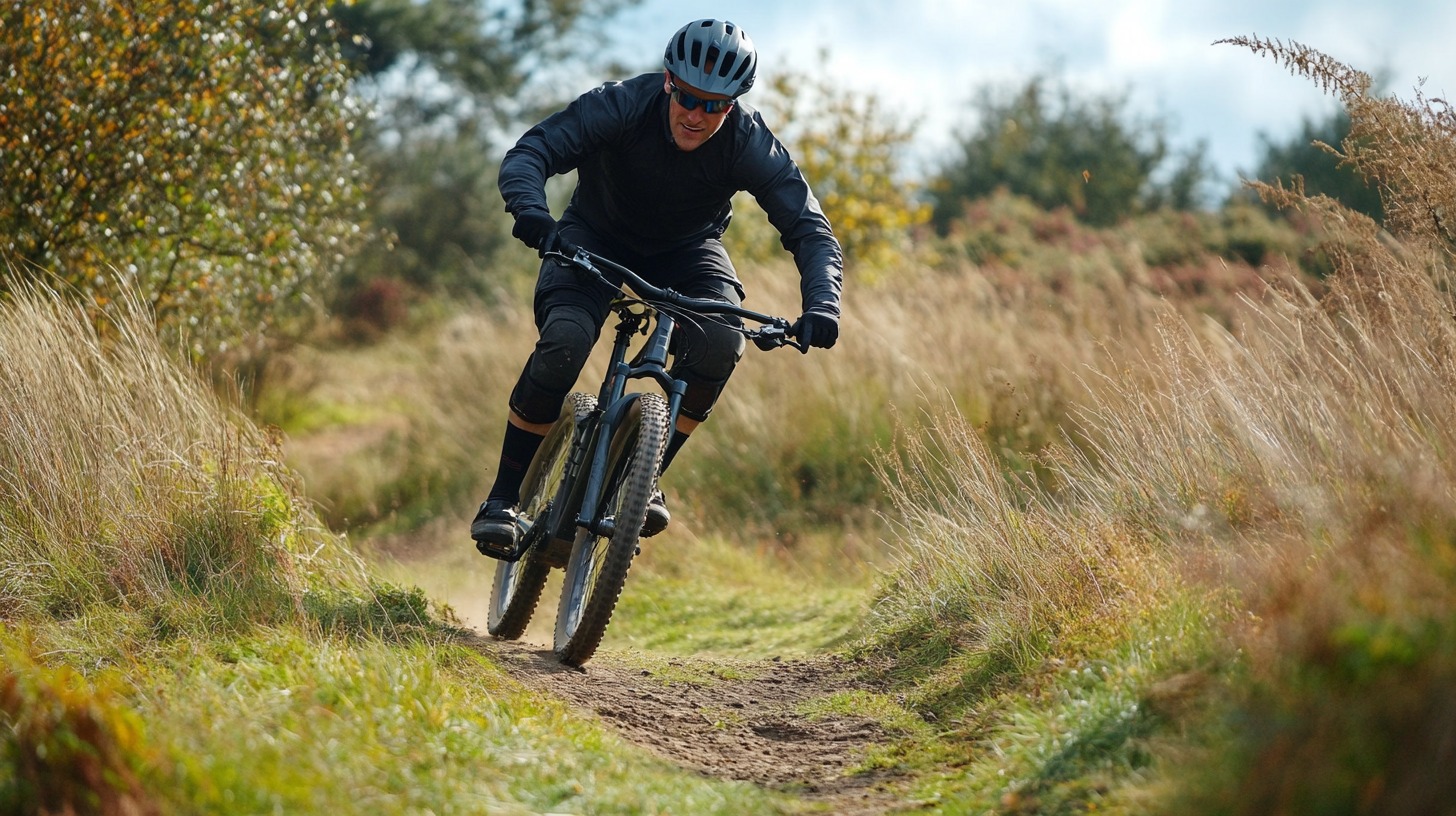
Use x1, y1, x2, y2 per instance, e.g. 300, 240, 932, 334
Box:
931, 73, 1211, 229
324, 0, 641, 309
0, 0, 366, 358
331, 0, 637, 135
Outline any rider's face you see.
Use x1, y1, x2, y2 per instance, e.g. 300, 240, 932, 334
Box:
663, 72, 733, 152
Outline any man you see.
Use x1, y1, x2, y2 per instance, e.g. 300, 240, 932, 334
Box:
471, 18, 843, 557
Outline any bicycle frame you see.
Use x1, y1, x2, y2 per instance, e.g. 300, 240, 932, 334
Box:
486, 246, 810, 662
541, 247, 804, 544
570, 304, 681, 539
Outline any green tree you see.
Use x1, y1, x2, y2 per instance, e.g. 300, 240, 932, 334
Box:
931, 73, 1211, 229
0, 0, 367, 357
336, 125, 514, 316
332, 0, 638, 133
1245, 108, 1385, 221
326, 0, 640, 313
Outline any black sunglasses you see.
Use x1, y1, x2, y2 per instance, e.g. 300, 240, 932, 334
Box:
668, 79, 734, 114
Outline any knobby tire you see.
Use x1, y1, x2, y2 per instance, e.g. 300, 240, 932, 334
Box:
487, 393, 597, 639
553, 393, 669, 666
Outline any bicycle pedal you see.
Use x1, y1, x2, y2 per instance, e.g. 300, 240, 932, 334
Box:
475, 536, 530, 563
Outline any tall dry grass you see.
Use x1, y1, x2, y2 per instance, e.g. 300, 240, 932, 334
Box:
871, 38, 1456, 812
0, 284, 368, 629
269, 305, 539, 533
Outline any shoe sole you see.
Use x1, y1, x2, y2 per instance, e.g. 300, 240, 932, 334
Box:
472, 521, 519, 558
640, 508, 670, 538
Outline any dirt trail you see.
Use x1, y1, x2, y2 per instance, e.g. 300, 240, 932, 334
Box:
464, 633, 912, 815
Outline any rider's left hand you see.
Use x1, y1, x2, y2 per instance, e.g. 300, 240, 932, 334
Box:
790, 310, 839, 351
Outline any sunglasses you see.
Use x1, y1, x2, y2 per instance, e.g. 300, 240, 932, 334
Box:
669, 79, 734, 114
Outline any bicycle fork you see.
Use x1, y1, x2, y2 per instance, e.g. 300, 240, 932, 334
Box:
573, 313, 685, 538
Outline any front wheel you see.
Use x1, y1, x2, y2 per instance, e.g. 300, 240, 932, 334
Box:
486, 393, 596, 640
553, 393, 669, 666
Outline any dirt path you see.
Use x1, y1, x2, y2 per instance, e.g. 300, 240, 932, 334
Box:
464, 633, 912, 815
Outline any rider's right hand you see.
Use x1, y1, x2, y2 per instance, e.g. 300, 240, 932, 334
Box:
790, 310, 839, 352
511, 208, 561, 254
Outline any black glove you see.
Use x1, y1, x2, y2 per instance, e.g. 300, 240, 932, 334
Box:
511, 209, 560, 254
790, 310, 839, 352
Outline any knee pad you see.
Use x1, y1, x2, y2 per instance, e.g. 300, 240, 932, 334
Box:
509, 308, 598, 424
672, 319, 745, 384
677, 377, 726, 423
673, 326, 745, 422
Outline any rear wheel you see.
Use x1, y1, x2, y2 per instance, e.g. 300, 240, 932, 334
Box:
553, 393, 668, 666
486, 393, 596, 639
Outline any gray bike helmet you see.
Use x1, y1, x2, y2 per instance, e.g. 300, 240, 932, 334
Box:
663, 19, 757, 98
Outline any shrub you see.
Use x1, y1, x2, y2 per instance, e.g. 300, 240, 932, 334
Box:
931, 72, 1212, 229
0, 639, 159, 815
0, 0, 366, 358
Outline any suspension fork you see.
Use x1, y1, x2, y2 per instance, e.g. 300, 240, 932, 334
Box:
575, 314, 686, 536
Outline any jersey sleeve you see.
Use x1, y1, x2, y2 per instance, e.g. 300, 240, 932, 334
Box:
498, 82, 635, 216
736, 117, 845, 316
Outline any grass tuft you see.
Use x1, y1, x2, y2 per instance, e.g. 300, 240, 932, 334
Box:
0, 285, 369, 627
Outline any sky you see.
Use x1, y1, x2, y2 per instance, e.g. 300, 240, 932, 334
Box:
598, 0, 1454, 188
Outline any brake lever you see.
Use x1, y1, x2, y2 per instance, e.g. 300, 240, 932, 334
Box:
545, 247, 607, 286
750, 324, 808, 353
751, 328, 783, 352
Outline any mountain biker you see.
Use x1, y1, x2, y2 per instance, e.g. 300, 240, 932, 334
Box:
471, 18, 844, 558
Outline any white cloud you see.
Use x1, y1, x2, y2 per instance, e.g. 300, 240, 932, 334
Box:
606, 0, 1451, 183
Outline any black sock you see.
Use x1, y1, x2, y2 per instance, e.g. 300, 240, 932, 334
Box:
486, 422, 546, 505
659, 429, 690, 476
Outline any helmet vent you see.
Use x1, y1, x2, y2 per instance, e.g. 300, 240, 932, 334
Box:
732, 56, 753, 82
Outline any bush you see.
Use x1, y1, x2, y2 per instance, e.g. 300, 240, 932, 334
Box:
932, 72, 1212, 229
0, 639, 158, 815
0, 0, 366, 358
748, 63, 930, 276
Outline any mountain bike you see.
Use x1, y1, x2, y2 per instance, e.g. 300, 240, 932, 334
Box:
484, 246, 806, 667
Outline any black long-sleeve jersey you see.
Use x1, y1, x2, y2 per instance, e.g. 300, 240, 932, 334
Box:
498, 73, 843, 316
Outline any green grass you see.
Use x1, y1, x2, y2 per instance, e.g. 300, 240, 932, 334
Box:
0, 286, 816, 814
797, 689, 930, 738
837, 590, 1227, 815
1, 622, 797, 815
608, 533, 875, 659
143, 631, 791, 815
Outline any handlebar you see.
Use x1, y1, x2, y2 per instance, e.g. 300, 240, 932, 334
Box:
543, 246, 809, 353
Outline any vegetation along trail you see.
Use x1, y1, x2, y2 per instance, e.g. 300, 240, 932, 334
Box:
10, 3, 1456, 811
366, 515, 912, 813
